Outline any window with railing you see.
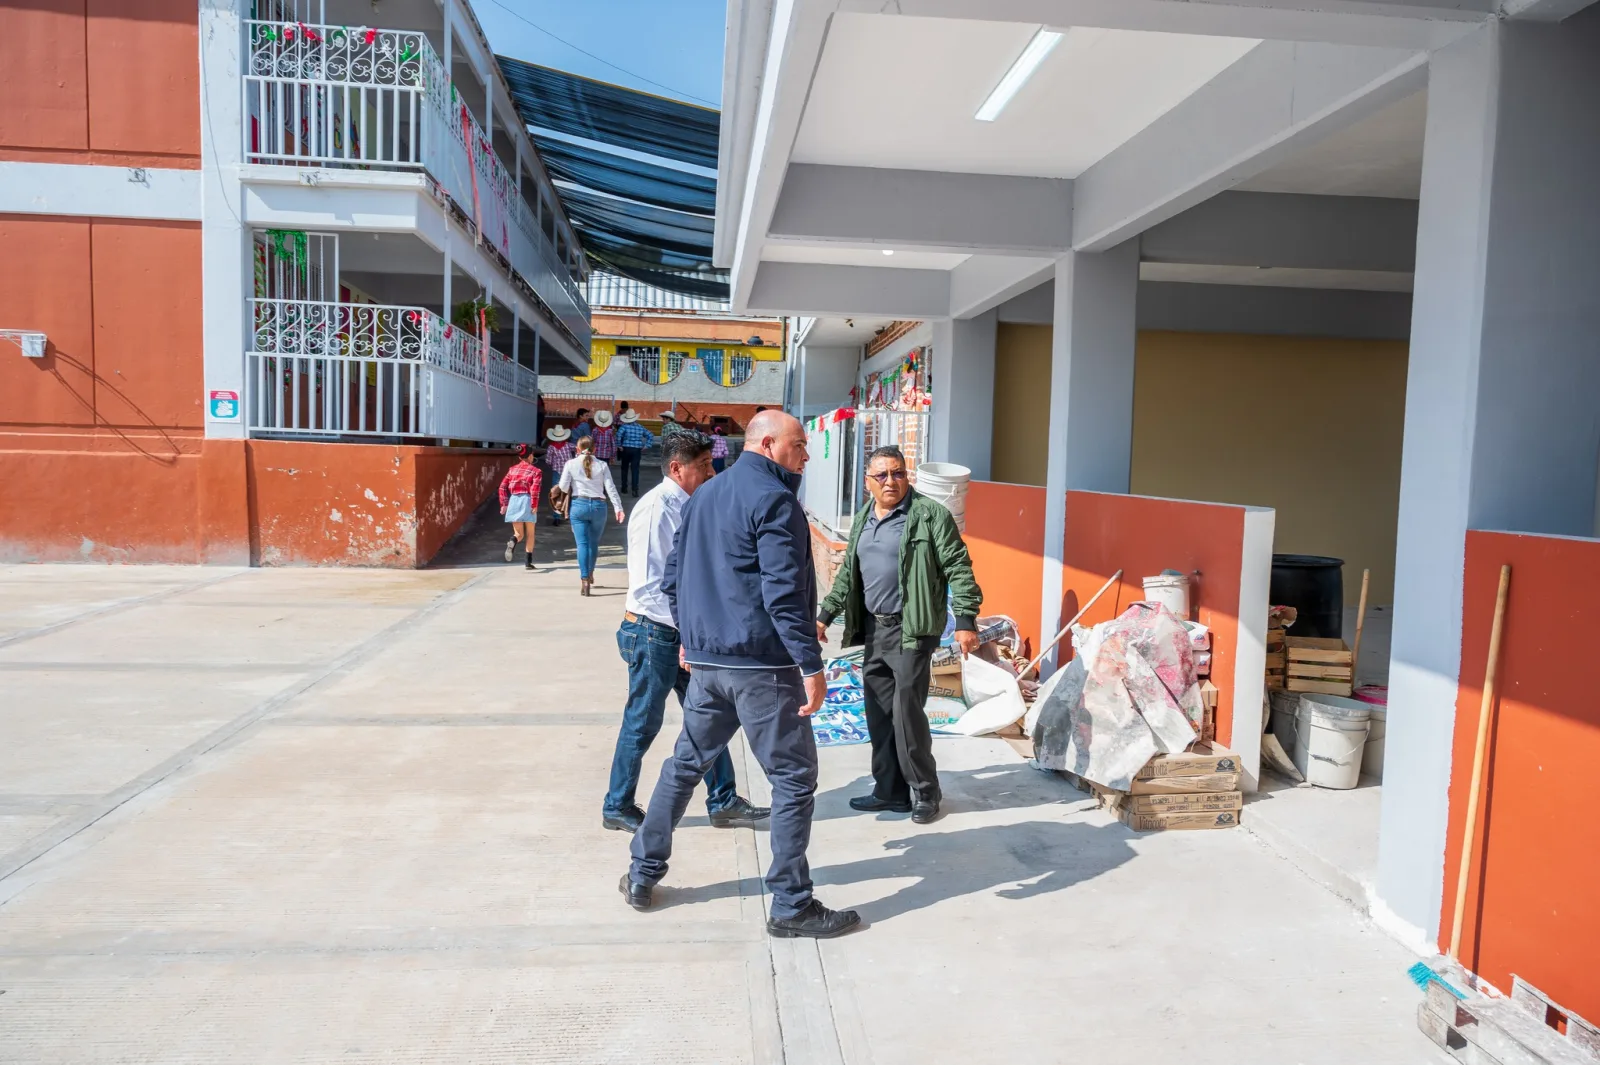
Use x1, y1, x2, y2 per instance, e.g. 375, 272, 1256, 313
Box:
623, 345, 661, 384
728, 354, 754, 386
665, 350, 686, 381
697, 348, 755, 387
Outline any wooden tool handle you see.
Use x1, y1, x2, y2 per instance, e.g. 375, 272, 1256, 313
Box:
1350, 568, 1371, 682
1449, 563, 1511, 962
1025, 569, 1123, 676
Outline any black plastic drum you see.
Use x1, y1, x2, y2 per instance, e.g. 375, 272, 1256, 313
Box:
1270, 554, 1345, 639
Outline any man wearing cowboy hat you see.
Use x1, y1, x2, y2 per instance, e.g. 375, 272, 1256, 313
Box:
615, 409, 657, 498
543, 425, 575, 526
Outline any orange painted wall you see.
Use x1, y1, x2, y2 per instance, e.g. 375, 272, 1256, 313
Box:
591, 313, 782, 347
414, 449, 515, 562
1440, 531, 1600, 1020
0, 0, 199, 165
1061, 492, 1247, 747
964, 481, 1047, 655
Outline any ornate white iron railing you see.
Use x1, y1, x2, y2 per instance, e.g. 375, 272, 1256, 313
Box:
242, 20, 590, 348
246, 298, 537, 439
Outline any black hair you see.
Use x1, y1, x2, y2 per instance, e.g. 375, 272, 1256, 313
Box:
575, 407, 589, 418
661, 431, 713, 473
867, 445, 906, 467
618, 401, 630, 412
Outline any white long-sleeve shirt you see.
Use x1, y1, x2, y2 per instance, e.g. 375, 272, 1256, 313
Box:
624, 477, 688, 627
558, 455, 623, 511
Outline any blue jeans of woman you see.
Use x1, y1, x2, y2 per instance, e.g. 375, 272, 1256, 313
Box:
568, 497, 608, 579
605, 615, 738, 816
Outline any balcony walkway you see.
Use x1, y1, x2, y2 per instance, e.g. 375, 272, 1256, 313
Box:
0, 518, 1446, 1062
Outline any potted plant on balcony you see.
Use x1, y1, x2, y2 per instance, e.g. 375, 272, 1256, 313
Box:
452, 299, 499, 333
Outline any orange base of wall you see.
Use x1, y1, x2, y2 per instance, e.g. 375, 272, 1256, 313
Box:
0, 438, 509, 567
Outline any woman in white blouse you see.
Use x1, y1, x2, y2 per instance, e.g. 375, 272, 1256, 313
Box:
559, 435, 625, 596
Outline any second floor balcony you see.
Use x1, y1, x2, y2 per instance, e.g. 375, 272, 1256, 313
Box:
241, 18, 590, 353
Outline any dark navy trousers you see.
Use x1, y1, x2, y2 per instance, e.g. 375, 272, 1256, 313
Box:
630, 665, 818, 919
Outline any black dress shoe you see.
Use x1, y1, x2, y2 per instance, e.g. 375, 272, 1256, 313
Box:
911, 799, 942, 825
708, 796, 771, 828
848, 794, 912, 813
767, 898, 862, 939
602, 805, 645, 833
618, 873, 652, 911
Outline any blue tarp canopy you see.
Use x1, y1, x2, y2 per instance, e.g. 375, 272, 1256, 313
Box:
496, 57, 728, 301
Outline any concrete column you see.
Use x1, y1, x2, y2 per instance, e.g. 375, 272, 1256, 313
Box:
1378, 10, 1600, 948
1039, 241, 1140, 671
199, 0, 247, 440
928, 311, 997, 479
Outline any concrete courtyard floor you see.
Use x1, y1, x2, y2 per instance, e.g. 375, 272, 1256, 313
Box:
0, 507, 1448, 1064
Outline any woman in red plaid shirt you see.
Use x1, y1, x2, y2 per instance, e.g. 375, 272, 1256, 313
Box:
543, 425, 576, 527
498, 443, 543, 570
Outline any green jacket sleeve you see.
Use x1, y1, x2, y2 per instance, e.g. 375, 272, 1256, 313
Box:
931, 505, 983, 630
817, 514, 861, 624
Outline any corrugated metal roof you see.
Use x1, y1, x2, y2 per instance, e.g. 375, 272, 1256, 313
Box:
584, 270, 730, 311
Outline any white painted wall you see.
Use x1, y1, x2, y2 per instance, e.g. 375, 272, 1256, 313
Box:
796, 344, 861, 417
929, 313, 997, 479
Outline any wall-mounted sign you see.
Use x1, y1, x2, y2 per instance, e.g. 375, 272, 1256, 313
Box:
208, 389, 240, 421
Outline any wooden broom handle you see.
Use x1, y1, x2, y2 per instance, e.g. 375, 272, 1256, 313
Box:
1024, 570, 1123, 676
1350, 568, 1371, 683
1449, 563, 1511, 962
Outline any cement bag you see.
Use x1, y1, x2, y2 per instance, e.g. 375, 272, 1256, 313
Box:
939, 654, 1028, 736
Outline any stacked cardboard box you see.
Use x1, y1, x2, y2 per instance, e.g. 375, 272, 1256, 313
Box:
1071, 745, 1243, 831
1265, 605, 1295, 690
1286, 636, 1353, 696
928, 659, 962, 699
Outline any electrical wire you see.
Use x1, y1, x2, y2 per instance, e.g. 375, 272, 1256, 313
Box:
481, 0, 719, 108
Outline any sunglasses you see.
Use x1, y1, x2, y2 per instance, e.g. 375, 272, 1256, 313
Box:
867, 469, 910, 484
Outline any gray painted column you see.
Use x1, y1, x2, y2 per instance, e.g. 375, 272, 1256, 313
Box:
928, 312, 997, 479
1039, 242, 1140, 671
1378, 10, 1600, 947
199, 0, 247, 440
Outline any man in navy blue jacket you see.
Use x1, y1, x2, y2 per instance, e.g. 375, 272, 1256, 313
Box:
621, 410, 861, 939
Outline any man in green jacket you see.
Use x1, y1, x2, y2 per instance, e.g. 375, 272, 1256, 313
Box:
815, 445, 983, 824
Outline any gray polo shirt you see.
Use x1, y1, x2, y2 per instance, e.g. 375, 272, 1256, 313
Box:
857, 496, 911, 616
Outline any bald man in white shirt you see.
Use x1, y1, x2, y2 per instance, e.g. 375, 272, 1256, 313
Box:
601, 431, 770, 833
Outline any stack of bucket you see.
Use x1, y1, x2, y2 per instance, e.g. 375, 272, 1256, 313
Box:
915, 462, 971, 531
1289, 693, 1373, 789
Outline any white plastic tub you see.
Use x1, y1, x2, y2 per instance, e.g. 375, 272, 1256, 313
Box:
1292, 694, 1372, 790
915, 462, 971, 531
1142, 573, 1190, 620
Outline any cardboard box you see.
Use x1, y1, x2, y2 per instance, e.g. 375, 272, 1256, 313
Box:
1133, 744, 1241, 781
1121, 807, 1240, 831
930, 659, 963, 678
928, 675, 963, 699
1092, 786, 1243, 815
1127, 771, 1240, 795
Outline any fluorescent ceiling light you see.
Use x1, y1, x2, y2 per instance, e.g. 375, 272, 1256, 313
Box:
882, 249, 895, 256
975, 28, 1063, 122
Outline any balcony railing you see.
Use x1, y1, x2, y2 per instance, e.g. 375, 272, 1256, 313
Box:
246, 298, 538, 441
243, 20, 590, 351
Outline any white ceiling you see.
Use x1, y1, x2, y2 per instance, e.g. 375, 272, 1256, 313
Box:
762, 244, 970, 270
802, 316, 899, 346
1139, 261, 1413, 292
791, 14, 1259, 179
1236, 91, 1426, 199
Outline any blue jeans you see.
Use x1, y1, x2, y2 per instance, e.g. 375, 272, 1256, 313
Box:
631, 666, 817, 919
618, 448, 643, 495
568, 497, 608, 579
605, 617, 738, 816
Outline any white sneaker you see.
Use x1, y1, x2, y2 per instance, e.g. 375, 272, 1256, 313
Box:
504, 537, 516, 563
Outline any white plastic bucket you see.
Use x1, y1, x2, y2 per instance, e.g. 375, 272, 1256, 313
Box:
1142, 574, 1190, 620
915, 462, 971, 531
1292, 695, 1372, 790
1361, 705, 1387, 779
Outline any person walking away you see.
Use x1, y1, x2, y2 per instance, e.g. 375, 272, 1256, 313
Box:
543, 426, 575, 527
559, 436, 625, 597
591, 409, 618, 470
571, 407, 593, 442
603, 432, 770, 833
658, 410, 690, 444
615, 410, 656, 498
498, 444, 543, 570
622, 411, 861, 939
709, 426, 730, 474
816, 446, 983, 824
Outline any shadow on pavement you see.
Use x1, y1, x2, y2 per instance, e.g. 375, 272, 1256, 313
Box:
662, 819, 1136, 923
813, 761, 1091, 823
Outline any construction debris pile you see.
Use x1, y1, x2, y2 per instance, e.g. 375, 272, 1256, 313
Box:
1028, 599, 1242, 831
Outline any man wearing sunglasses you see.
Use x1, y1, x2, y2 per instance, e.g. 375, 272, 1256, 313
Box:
816, 446, 983, 824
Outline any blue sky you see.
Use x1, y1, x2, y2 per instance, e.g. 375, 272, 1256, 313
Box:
474, 0, 726, 110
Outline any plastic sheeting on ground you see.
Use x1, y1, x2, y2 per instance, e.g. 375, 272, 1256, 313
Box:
1030, 602, 1203, 791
